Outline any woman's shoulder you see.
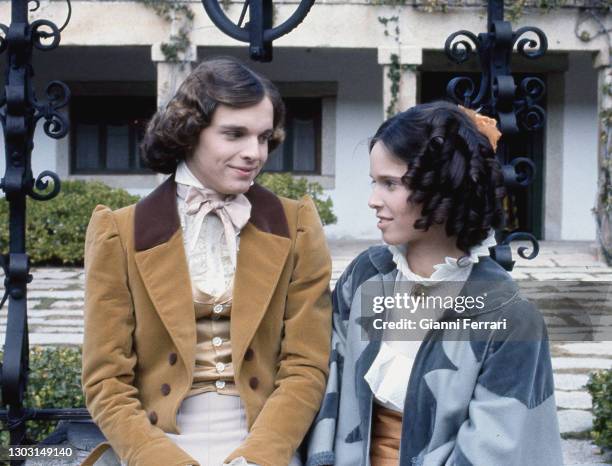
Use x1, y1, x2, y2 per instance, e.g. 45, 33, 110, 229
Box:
336, 245, 392, 294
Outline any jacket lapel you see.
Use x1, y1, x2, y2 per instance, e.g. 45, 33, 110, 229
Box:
133, 176, 196, 372
132, 179, 292, 377
232, 184, 291, 374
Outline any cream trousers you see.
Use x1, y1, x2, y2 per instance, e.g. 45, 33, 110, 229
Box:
112, 391, 303, 466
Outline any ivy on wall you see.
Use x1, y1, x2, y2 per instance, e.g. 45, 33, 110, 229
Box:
136, 0, 195, 63
575, 5, 612, 261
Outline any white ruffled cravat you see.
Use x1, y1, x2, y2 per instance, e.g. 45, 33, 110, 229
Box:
178, 183, 251, 269
364, 229, 497, 412
175, 162, 252, 297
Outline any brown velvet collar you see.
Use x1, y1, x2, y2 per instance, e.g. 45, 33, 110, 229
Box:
134, 176, 290, 251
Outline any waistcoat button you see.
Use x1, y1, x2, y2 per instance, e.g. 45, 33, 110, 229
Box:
244, 348, 254, 361
161, 383, 171, 396
168, 353, 178, 366
148, 411, 158, 425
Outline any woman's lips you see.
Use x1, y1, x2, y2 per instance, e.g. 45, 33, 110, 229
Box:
377, 217, 393, 229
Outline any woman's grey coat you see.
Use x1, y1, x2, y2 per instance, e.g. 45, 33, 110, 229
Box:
307, 246, 563, 466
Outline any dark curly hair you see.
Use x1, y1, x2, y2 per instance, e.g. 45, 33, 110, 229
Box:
141, 56, 285, 174
369, 100, 506, 253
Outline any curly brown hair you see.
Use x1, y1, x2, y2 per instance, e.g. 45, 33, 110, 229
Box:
141, 56, 285, 174
369, 101, 506, 252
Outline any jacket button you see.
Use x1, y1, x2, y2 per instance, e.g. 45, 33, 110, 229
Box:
161, 383, 171, 396
168, 353, 177, 366
244, 348, 254, 361
148, 411, 158, 425
249, 377, 259, 390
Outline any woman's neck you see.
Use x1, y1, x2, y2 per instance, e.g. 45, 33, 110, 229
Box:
404, 228, 464, 278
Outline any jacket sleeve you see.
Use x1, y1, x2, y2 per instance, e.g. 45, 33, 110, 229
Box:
226, 196, 333, 466
81, 205, 198, 466
305, 252, 356, 466
445, 301, 563, 466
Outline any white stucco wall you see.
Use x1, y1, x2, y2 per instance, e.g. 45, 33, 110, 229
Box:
0, 4, 605, 241
224, 47, 384, 239
560, 52, 599, 240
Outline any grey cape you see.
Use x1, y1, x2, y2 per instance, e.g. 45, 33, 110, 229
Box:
306, 246, 563, 466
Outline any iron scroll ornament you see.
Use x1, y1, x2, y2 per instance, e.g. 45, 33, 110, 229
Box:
443, 1, 549, 271
201, 0, 315, 61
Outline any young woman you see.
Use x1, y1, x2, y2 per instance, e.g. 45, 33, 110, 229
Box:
307, 101, 563, 466
81, 56, 332, 466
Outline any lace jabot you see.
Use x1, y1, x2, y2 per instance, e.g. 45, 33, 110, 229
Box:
364, 229, 497, 412
175, 161, 252, 298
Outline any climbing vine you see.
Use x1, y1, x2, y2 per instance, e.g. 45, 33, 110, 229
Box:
378, 15, 414, 117
136, 0, 195, 63
575, 4, 612, 261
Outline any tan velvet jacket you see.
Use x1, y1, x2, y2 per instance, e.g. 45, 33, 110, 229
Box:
80, 177, 332, 466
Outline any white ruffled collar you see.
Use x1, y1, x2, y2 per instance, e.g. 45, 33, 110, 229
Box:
175, 160, 207, 190
388, 229, 497, 284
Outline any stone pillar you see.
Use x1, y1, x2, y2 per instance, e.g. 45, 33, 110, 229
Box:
151, 42, 198, 109
377, 46, 423, 118
593, 50, 612, 262
151, 43, 197, 183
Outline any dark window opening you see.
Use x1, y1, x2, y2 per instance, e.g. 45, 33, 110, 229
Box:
264, 97, 322, 174
70, 95, 156, 174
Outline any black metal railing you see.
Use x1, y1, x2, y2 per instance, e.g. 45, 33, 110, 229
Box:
444, 0, 547, 270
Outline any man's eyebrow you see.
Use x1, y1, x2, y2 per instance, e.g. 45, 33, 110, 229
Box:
219, 125, 274, 135
219, 125, 247, 131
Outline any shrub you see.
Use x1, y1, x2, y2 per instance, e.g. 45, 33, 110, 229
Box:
0, 346, 84, 446
257, 173, 337, 226
587, 368, 612, 450
0, 175, 336, 266
0, 181, 140, 266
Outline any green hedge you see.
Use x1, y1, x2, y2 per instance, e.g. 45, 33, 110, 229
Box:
587, 368, 612, 450
0, 175, 335, 266
257, 173, 337, 226
0, 180, 140, 266
0, 346, 84, 446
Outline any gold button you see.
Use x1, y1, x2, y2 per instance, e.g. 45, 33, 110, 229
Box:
215, 362, 225, 373
213, 304, 224, 314
212, 337, 223, 347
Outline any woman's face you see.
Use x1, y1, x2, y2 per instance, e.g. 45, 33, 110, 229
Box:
368, 141, 424, 245
187, 97, 275, 195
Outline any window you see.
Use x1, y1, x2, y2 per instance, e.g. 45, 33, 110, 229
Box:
70, 95, 156, 174
264, 97, 322, 174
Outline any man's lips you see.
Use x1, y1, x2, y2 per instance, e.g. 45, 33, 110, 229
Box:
229, 166, 256, 176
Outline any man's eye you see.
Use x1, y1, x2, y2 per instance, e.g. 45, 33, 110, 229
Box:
385, 180, 396, 188
258, 134, 272, 144
225, 131, 242, 139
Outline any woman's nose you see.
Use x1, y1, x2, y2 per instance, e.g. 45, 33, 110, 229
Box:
368, 189, 382, 210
